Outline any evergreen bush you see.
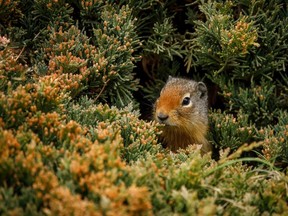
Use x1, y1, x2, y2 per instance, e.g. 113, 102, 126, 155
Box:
0, 0, 287, 215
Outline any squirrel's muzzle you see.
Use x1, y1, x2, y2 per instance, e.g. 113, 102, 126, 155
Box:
157, 112, 169, 122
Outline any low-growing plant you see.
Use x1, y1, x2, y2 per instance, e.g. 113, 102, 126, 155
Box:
1, 0, 288, 215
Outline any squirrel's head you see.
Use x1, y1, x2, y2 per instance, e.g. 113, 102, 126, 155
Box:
154, 76, 208, 128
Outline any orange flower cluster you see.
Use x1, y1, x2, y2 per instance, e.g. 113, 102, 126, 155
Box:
37, 5, 140, 106
45, 0, 68, 9
1, 37, 155, 214
0, 74, 70, 129
67, 102, 162, 159
0, 129, 21, 164
42, 26, 97, 98
1, 98, 154, 215
0, 0, 19, 14
261, 117, 288, 161
124, 115, 160, 148
0, 37, 27, 92
81, 0, 104, 11
0, 3, 152, 213
222, 17, 260, 55
33, 169, 99, 215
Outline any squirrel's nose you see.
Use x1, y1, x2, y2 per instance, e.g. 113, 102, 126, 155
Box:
157, 113, 169, 122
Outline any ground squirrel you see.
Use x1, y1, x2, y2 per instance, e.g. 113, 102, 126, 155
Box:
154, 76, 212, 154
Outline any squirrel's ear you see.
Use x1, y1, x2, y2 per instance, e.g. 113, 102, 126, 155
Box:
167, 75, 173, 82
197, 82, 207, 99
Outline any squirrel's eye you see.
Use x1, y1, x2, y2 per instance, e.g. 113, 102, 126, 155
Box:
182, 97, 191, 106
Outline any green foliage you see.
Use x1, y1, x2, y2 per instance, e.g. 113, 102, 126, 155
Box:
208, 110, 257, 150
90, 4, 141, 106
34, 4, 140, 106
32, 0, 74, 29
186, 0, 288, 81
144, 16, 183, 60
185, 1, 260, 74
221, 79, 280, 126
66, 96, 162, 163
0, 77, 156, 215
1, 1, 141, 108
259, 111, 288, 165
0, 38, 27, 93
0, 0, 22, 27
1, 0, 288, 215
131, 146, 288, 215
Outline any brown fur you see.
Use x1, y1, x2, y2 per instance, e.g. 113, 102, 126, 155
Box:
154, 77, 212, 154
